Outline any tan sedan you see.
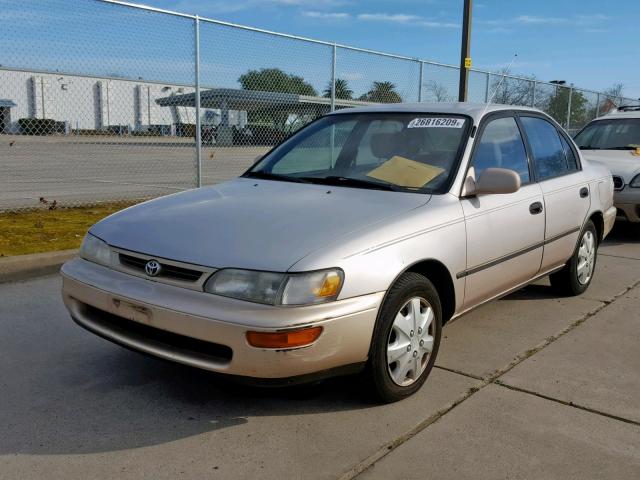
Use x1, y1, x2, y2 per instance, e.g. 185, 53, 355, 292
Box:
62, 103, 616, 402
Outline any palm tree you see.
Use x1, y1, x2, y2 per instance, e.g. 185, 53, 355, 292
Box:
361, 81, 402, 103
323, 78, 354, 100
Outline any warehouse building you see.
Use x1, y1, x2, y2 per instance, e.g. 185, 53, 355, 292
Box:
0, 67, 366, 145
0, 67, 247, 136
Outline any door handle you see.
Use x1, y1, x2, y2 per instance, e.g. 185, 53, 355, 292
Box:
580, 187, 589, 198
529, 201, 543, 215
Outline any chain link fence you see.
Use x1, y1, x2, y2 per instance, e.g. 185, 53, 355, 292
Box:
1, 0, 636, 212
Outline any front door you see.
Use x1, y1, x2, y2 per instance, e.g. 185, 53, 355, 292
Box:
461, 115, 545, 309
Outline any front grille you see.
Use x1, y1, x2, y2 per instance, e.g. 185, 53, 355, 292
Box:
612, 175, 624, 190
119, 253, 203, 282
80, 303, 233, 363
118, 253, 147, 270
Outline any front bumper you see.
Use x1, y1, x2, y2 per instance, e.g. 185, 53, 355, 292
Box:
614, 187, 640, 223
61, 258, 382, 379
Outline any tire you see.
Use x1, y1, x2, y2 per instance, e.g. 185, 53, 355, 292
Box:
365, 272, 442, 403
550, 220, 598, 296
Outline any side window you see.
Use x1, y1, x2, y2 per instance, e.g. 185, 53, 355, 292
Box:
472, 117, 530, 183
520, 117, 568, 180
559, 134, 579, 172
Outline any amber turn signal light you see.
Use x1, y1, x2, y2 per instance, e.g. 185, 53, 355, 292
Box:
246, 326, 323, 349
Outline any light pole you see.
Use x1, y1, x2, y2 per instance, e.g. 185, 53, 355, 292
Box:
458, 0, 473, 102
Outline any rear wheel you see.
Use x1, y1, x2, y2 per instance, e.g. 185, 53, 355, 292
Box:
550, 220, 598, 296
366, 272, 442, 403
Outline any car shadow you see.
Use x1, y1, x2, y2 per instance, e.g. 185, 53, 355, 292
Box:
601, 221, 640, 247
1, 346, 374, 456
503, 221, 639, 303
502, 283, 558, 301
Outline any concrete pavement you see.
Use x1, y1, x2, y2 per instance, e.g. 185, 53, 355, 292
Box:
0, 223, 638, 479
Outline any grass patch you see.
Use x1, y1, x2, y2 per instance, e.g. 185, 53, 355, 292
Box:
0, 202, 138, 257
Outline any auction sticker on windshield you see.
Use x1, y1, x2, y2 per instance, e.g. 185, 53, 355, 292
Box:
408, 118, 465, 128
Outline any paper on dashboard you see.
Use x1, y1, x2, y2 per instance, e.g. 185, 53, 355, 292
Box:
366, 155, 445, 188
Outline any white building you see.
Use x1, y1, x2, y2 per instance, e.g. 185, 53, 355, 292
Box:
0, 67, 246, 135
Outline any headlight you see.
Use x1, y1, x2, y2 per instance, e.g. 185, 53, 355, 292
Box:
281, 270, 343, 305
204, 269, 285, 304
204, 268, 344, 306
79, 233, 111, 266
630, 173, 640, 188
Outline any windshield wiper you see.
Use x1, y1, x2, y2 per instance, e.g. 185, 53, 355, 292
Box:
243, 171, 311, 183
578, 146, 600, 150
301, 175, 401, 191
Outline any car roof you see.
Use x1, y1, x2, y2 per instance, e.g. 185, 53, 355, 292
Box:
595, 109, 640, 120
328, 102, 543, 123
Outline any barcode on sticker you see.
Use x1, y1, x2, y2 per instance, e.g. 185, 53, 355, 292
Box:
408, 118, 465, 128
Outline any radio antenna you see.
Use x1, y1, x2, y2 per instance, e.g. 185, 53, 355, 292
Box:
481, 53, 518, 118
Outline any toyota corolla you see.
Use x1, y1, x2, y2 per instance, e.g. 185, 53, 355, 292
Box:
61, 103, 615, 402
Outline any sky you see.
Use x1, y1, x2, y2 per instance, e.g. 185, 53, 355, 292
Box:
1, 0, 638, 100
142, 0, 640, 99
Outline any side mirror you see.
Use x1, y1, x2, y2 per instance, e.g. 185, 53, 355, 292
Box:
470, 167, 521, 195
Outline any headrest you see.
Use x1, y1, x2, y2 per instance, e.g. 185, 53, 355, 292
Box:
370, 132, 398, 159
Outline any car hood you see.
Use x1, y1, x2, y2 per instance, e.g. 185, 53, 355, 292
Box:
91, 178, 431, 271
582, 150, 640, 182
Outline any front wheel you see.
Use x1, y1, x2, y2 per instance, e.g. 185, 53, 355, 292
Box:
550, 220, 598, 296
366, 272, 442, 403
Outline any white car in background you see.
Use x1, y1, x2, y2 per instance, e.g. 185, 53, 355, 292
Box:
574, 105, 640, 223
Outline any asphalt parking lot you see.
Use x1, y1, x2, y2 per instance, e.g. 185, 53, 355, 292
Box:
1, 136, 268, 211
1, 223, 639, 479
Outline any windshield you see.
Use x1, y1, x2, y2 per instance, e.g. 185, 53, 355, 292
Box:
246, 113, 470, 193
574, 118, 640, 150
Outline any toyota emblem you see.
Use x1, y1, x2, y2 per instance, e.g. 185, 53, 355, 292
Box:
144, 260, 162, 277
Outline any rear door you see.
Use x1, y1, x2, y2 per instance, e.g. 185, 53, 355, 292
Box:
460, 114, 545, 309
519, 115, 591, 272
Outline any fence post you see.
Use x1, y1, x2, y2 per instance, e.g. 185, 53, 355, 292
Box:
194, 15, 202, 188
418, 61, 424, 102
531, 81, 536, 107
566, 86, 573, 130
484, 73, 490, 102
330, 43, 337, 112
595, 93, 601, 118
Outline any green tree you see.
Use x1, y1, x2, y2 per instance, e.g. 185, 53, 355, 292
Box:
360, 81, 402, 103
238, 68, 317, 96
237, 68, 318, 132
547, 87, 588, 128
323, 78, 354, 100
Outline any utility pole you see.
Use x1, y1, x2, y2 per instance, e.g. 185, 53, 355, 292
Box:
458, 0, 473, 102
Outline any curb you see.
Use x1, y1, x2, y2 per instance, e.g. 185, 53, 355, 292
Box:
0, 249, 78, 283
